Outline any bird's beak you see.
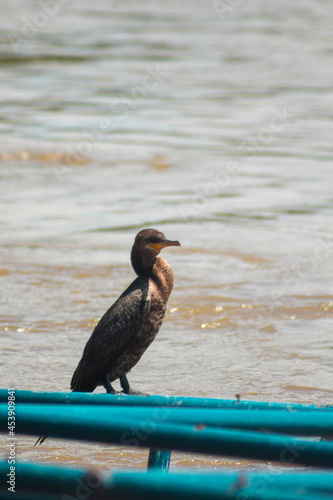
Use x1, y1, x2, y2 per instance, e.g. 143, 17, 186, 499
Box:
150, 240, 181, 250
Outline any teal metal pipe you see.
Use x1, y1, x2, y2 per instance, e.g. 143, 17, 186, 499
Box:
2, 462, 333, 500
0, 389, 329, 411
0, 461, 103, 498
89, 405, 333, 436
147, 448, 171, 472
109, 472, 326, 500
3, 403, 333, 436
2, 404, 333, 467
109, 469, 333, 497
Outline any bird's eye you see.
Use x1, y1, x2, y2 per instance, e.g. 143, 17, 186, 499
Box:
150, 236, 159, 243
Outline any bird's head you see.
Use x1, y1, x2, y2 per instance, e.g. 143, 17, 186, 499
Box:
131, 228, 180, 276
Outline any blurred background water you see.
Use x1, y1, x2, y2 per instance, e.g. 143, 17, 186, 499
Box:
0, 0, 333, 471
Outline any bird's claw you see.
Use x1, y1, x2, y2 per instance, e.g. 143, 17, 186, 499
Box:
122, 389, 149, 397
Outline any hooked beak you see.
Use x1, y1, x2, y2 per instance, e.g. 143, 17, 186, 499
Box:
150, 239, 181, 250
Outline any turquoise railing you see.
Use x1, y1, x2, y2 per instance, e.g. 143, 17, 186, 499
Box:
0, 389, 332, 499
1, 462, 333, 499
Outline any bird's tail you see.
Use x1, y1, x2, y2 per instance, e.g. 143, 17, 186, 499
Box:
34, 385, 81, 446
34, 360, 94, 446
34, 435, 47, 446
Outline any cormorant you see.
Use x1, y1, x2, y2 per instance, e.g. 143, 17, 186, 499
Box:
35, 228, 180, 445
71, 228, 180, 394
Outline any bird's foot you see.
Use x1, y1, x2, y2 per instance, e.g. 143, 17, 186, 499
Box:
124, 388, 150, 397
119, 375, 149, 396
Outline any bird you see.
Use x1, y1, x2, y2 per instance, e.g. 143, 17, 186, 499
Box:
35, 228, 180, 445
71, 228, 180, 394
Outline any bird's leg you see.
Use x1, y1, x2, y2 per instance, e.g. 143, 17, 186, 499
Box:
120, 374, 130, 394
103, 375, 117, 394
120, 374, 149, 396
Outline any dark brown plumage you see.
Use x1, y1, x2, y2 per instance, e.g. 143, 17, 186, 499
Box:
71, 228, 180, 394
34, 228, 179, 445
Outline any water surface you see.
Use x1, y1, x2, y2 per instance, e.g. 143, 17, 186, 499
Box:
0, 0, 333, 471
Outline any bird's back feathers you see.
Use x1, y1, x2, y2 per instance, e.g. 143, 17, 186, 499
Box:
71, 275, 150, 391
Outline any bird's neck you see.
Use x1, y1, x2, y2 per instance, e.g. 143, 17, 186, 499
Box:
131, 246, 153, 276
131, 251, 174, 301
150, 257, 174, 302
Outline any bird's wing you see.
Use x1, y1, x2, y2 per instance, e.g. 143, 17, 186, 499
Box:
71, 276, 151, 391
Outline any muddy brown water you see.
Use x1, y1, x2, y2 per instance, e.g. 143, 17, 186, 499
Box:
0, 0, 332, 471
